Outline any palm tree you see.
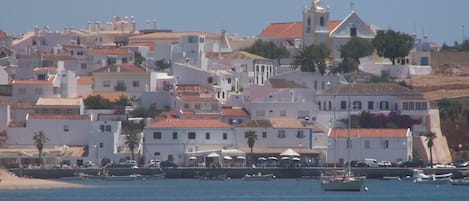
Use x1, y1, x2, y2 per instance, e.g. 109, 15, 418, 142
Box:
244, 130, 257, 166
424, 131, 437, 168
290, 44, 330, 75
125, 129, 141, 161
33, 130, 49, 168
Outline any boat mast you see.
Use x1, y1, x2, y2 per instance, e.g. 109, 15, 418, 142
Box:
347, 80, 352, 172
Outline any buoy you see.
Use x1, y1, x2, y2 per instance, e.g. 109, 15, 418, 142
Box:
364, 186, 369, 192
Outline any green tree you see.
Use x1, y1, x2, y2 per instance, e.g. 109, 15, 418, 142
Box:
84, 95, 114, 109
241, 39, 290, 61
33, 130, 49, 168
244, 130, 257, 166
334, 57, 359, 73
125, 129, 141, 161
114, 94, 131, 108
134, 52, 146, 65
129, 104, 158, 118
372, 30, 413, 65
423, 131, 437, 168
438, 99, 462, 121
155, 59, 171, 70
290, 44, 330, 74
340, 37, 374, 64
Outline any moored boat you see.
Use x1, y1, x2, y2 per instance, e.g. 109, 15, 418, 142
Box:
412, 169, 452, 184
451, 177, 469, 185
321, 171, 365, 191
243, 173, 275, 181
104, 174, 141, 181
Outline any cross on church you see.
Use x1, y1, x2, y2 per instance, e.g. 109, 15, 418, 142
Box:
350, 0, 355, 12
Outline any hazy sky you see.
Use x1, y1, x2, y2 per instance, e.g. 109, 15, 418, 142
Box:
1, 0, 467, 45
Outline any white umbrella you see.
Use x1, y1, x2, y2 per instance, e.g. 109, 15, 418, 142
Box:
281, 156, 290, 160
257, 157, 267, 161
236, 156, 246, 160
268, 156, 278, 160
188, 156, 197, 160
223, 155, 233, 160
207, 152, 220, 158
291, 157, 301, 161
280, 148, 300, 157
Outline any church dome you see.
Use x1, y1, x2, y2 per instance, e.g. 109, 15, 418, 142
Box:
0, 30, 7, 38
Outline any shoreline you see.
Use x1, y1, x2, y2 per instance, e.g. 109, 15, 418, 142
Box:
0, 169, 85, 190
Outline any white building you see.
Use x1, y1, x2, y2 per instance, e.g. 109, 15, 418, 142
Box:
143, 117, 233, 166
326, 128, 413, 164
91, 63, 148, 98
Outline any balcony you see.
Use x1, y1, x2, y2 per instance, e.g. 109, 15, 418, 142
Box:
114, 85, 127, 91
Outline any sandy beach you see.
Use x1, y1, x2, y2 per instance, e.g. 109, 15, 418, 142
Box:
0, 169, 84, 190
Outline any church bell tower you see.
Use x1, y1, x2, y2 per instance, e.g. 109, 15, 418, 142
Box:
303, 0, 330, 47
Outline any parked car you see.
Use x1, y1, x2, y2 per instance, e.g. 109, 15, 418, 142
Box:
160, 160, 177, 168
146, 160, 160, 168
364, 158, 380, 167
379, 161, 392, 167
345, 160, 367, 167
398, 160, 424, 167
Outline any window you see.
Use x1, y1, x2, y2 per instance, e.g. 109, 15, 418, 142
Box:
223, 133, 227, 140
262, 132, 267, 138
153, 132, 161, 139
154, 152, 160, 156
350, 26, 357, 37
383, 140, 389, 149
194, 104, 201, 110
352, 101, 361, 110
346, 139, 352, 148
227, 78, 232, 84
205, 132, 210, 140
314, 80, 317, 90
340, 101, 347, 110
103, 81, 111, 87
81, 63, 87, 69
172, 132, 178, 140
122, 57, 128, 63
403, 102, 409, 110
105, 125, 111, 132
328, 101, 332, 110
64, 125, 70, 132
380, 101, 389, 110
280, 110, 287, 117
296, 130, 305, 138
100, 125, 105, 132
364, 140, 370, 149
278, 130, 286, 138
35, 88, 43, 95
207, 77, 213, 84
133, 81, 140, 87
318, 102, 321, 110
368, 101, 374, 110
188, 132, 196, 139
99, 142, 103, 148
184, 104, 189, 109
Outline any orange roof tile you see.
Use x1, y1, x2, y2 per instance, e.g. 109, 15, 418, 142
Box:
91, 48, 133, 55
148, 118, 230, 128
34, 67, 57, 74
77, 76, 93, 85
28, 114, 91, 120
259, 21, 342, 40
12, 75, 55, 85
42, 54, 77, 61
329, 128, 409, 138
222, 107, 249, 117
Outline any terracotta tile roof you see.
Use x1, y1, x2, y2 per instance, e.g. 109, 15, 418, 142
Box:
27, 114, 91, 120
238, 119, 272, 128
269, 78, 306, 88
35, 97, 82, 106
129, 42, 155, 51
60, 44, 86, 49
130, 31, 221, 41
222, 107, 249, 117
77, 76, 93, 85
34, 67, 57, 74
12, 75, 55, 85
93, 64, 146, 73
329, 128, 409, 138
322, 83, 418, 95
148, 118, 231, 128
91, 48, 133, 55
259, 21, 342, 40
78, 92, 128, 102
205, 51, 269, 60
42, 54, 77, 60
182, 95, 218, 103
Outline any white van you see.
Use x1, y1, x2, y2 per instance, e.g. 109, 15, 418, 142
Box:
364, 158, 380, 167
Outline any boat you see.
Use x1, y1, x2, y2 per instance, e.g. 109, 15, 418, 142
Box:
243, 172, 275, 181
79, 172, 106, 180
412, 169, 452, 184
104, 174, 142, 181
320, 81, 366, 191
451, 177, 469, 185
142, 173, 166, 180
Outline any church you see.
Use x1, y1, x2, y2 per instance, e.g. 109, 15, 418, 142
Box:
259, 0, 376, 60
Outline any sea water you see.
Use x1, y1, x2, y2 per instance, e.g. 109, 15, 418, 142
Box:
0, 179, 468, 201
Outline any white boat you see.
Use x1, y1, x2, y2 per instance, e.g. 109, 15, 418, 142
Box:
104, 174, 141, 181
243, 173, 275, 181
321, 171, 365, 191
451, 177, 469, 185
412, 169, 452, 184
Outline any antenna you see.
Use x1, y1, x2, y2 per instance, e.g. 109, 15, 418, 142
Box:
350, 0, 355, 12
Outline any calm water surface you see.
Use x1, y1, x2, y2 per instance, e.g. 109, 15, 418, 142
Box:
0, 179, 468, 201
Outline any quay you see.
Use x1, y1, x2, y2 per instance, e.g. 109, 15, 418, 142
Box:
9, 167, 467, 179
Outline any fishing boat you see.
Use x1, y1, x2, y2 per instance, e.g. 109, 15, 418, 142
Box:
104, 174, 142, 181
412, 169, 452, 184
451, 177, 469, 185
243, 172, 275, 181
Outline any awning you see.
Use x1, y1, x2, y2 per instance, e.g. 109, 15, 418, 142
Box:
280, 148, 300, 157
207, 152, 220, 158
236, 156, 246, 160
188, 156, 197, 160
